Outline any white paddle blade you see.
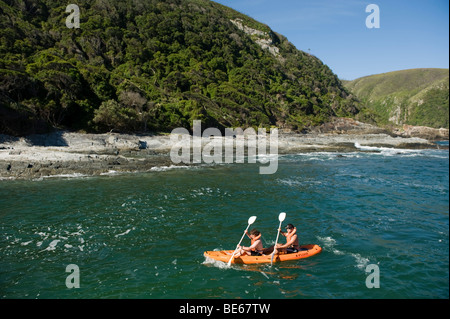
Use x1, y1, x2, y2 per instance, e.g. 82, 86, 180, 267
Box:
248, 216, 257, 225
279, 212, 286, 222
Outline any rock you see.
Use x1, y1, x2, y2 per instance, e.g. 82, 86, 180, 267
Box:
138, 140, 147, 150
393, 125, 449, 140
0, 127, 441, 180
311, 117, 387, 135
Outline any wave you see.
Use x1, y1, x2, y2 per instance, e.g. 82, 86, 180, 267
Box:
100, 170, 120, 176
354, 142, 447, 158
283, 152, 363, 162
355, 142, 417, 154
30, 173, 92, 181
202, 256, 230, 269
277, 177, 324, 188
115, 228, 134, 238
317, 236, 370, 271
149, 165, 193, 172
41, 239, 61, 252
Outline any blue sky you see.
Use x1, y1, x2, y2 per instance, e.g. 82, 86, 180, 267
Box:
213, 0, 449, 80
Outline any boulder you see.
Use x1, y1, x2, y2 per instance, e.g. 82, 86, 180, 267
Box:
393, 125, 449, 140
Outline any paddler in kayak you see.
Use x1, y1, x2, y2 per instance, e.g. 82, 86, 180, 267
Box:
234, 229, 264, 257
274, 224, 300, 254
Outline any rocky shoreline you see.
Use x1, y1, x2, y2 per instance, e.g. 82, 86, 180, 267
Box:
0, 120, 447, 180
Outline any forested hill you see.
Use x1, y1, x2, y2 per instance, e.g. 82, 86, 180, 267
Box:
0, 0, 360, 136
344, 68, 449, 129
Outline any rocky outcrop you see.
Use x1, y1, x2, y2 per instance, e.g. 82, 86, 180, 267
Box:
310, 118, 449, 141
230, 19, 280, 57
309, 117, 388, 135
0, 132, 175, 180
0, 125, 441, 180
392, 125, 449, 141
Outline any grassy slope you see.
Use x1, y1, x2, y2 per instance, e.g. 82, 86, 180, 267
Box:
345, 68, 449, 128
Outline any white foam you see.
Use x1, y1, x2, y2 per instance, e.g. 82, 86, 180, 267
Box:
351, 253, 370, 270
100, 170, 119, 176
42, 239, 60, 252
317, 236, 370, 270
38, 173, 90, 180
317, 236, 343, 255
149, 165, 191, 172
317, 236, 336, 248
354, 142, 427, 157
115, 228, 133, 238
277, 178, 302, 187
202, 256, 229, 269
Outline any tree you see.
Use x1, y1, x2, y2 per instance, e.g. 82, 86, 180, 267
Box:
93, 99, 137, 132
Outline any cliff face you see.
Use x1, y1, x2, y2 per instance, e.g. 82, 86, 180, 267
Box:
0, 0, 359, 136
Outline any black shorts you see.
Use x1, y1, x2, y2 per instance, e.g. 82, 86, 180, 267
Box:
250, 251, 263, 256
286, 247, 298, 254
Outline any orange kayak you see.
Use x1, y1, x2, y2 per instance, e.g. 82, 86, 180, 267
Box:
204, 244, 322, 264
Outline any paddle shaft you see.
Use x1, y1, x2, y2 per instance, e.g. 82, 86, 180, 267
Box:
227, 224, 251, 266
270, 221, 283, 266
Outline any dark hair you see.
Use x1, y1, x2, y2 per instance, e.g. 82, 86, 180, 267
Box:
250, 229, 261, 236
286, 224, 294, 230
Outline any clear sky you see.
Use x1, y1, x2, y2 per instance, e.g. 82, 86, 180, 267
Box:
213, 0, 449, 80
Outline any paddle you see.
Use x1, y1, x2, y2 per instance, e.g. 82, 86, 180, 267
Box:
227, 216, 257, 267
270, 212, 287, 266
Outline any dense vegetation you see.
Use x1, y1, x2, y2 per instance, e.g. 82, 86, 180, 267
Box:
0, 0, 360, 136
345, 69, 449, 129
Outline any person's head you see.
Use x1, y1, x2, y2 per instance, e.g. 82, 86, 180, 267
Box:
249, 229, 261, 238
285, 224, 295, 233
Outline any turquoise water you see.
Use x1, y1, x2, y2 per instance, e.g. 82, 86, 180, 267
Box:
1, 145, 448, 299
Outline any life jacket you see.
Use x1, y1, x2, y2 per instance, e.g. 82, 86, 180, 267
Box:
286, 232, 300, 250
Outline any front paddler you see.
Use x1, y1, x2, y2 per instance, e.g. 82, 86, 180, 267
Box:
234, 229, 264, 257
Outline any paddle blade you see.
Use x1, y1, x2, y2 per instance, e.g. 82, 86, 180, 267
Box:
248, 216, 257, 225
278, 212, 286, 222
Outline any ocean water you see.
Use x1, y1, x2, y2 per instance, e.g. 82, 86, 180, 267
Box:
1, 144, 448, 299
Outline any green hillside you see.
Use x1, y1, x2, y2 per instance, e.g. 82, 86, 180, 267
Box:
345, 68, 449, 129
0, 0, 359, 136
